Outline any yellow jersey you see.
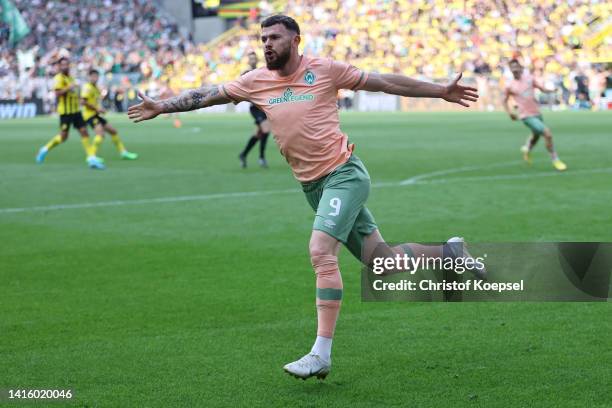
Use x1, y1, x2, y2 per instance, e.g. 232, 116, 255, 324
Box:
53, 73, 80, 115
81, 82, 101, 121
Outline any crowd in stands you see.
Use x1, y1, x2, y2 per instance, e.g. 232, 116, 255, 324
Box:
1, 0, 610, 112
0, 0, 192, 110
181, 0, 610, 110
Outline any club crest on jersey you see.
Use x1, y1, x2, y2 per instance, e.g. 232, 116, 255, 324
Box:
304, 70, 316, 85
268, 88, 315, 105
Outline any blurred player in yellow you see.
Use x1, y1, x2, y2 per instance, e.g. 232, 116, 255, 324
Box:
81, 69, 138, 160
503, 59, 567, 171
36, 57, 105, 169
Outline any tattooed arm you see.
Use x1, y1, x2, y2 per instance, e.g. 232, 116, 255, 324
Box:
127, 85, 231, 123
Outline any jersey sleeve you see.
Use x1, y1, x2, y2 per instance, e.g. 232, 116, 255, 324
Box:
53, 75, 65, 90
220, 73, 253, 104
329, 59, 368, 90
81, 84, 91, 99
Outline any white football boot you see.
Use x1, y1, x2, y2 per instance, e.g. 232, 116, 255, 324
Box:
446, 237, 487, 280
283, 353, 331, 380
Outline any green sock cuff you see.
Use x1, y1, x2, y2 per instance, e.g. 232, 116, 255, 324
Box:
316, 288, 343, 301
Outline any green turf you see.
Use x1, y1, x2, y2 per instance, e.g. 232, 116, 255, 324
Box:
1, 112, 611, 407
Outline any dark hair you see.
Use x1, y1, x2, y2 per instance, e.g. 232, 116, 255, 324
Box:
508, 58, 521, 66
89, 69, 99, 75
58, 56, 69, 64
260, 15, 300, 35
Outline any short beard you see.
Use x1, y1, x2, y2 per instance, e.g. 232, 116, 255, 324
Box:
265, 48, 291, 70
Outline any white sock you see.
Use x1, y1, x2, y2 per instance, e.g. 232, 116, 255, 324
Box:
311, 336, 332, 363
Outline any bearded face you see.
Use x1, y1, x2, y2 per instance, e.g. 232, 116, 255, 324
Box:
261, 24, 298, 71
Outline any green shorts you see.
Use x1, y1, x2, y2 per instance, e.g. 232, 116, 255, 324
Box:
302, 154, 378, 261
522, 115, 547, 135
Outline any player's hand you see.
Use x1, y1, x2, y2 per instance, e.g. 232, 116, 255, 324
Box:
442, 73, 479, 107
98, 108, 106, 115
509, 113, 518, 121
128, 91, 161, 123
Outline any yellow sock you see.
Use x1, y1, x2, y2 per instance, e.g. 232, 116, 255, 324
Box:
92, 134, 104, 156
44, 135, 63, 151
111, 134, 126, 153
81, 137, 94, 157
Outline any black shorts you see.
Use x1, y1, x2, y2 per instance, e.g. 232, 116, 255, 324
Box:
249, 105, 267, 125
86, 115, 108, 128
59, 113, 86, 131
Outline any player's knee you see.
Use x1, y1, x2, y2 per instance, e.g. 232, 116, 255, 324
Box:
309, 240, 332, 260
311, 254, 342, 289
311, 254, 338, 271
310, 233, 342, 285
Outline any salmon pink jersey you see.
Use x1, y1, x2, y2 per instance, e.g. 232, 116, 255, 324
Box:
505, 72, 543, 119
220, 56, 368, 182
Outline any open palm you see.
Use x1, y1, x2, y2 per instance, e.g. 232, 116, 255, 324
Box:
128, 91, 161, 123
443, 73, 479, 107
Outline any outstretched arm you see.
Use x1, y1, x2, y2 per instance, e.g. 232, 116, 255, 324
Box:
534, 81, 555, 94
128, 85, 231, 123
361, 72, 478, 107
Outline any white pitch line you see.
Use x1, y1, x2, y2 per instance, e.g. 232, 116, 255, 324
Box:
406, 167, 612, 185
1, 166, 611, 215
0, 189, 298, 214
399, 161, 520, 185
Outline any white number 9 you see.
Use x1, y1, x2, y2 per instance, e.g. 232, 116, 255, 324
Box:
328, 197, 342, 216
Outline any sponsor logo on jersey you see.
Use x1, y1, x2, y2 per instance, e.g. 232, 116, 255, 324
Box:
268, 88, 315, 105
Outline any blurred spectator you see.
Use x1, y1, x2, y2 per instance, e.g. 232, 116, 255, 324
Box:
573, 92, 592, 110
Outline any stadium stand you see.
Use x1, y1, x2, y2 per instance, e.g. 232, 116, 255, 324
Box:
1, 0, 610, 112
1, 0, 192, 109
169, 0, 611, 110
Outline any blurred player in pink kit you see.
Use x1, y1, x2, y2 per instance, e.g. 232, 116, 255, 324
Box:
128, 15, 484, 381
503, 59, 567, 171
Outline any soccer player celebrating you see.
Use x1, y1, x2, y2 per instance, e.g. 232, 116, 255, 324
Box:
503, 59, 567, 171
238, 51, 272, 169
81, 69, 138, 160
128, 15, 481, 380
36, 57, 104, 169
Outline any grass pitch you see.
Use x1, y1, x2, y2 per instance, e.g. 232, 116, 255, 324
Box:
1, 111, 611, 407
